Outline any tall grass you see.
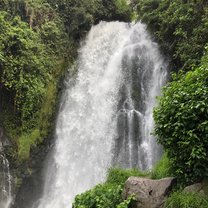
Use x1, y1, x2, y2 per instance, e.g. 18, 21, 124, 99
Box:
165, 191, 208, 208
151, 153, 172, 179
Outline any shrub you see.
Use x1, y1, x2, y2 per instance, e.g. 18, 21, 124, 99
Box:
165, 191, 208, 208
73, 168, 144, 208
154, 51, 208, 184
73, 183, 123, 208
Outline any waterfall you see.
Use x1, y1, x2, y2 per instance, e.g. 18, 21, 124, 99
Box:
0, 145, 12, 208
112, 22, 168, 170
35, 21, 167, 208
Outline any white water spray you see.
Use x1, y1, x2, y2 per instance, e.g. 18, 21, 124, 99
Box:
0, 145, 12, 208
36, 21, 167, 208
113, 22, 167, 170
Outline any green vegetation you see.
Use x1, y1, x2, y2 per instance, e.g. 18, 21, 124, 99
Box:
165, 191, 208, 208
0, 2, 71, 161
73, 168, 146, 208
46, 0, 132, 39
151, 153, 172, 180
137, 0, 208, 70
73, 183, 125, 208
154, 49, 208, 184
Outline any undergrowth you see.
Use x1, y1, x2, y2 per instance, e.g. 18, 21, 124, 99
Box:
73, 168, 146, 208
165, 191, 208, 208
151, 153, 172, 179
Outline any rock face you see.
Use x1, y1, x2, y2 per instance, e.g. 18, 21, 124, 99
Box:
183, 183, 204, 194
183, 180, 208, 196
0, 126, 11, 149
13, 134, 54, 208
123, 177, 176, 208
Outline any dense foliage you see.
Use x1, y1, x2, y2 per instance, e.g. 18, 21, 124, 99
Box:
47, 0, 132, 39
73, 168, 145, 208
137, 0, 208, 71
154, 50, 208, 184
0, 3, 70, 161
165, 191, 208, 208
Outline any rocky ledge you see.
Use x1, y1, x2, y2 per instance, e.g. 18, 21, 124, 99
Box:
123, 177, 176, 208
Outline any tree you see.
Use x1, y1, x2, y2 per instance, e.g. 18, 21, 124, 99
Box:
137, 0, 208, 71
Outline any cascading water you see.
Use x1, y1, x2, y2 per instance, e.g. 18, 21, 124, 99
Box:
35, 21, 167, 208
0, 143, 12, 208
112, 23, 168, 170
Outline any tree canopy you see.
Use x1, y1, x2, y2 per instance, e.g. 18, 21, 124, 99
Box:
137, 0, 208, 71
